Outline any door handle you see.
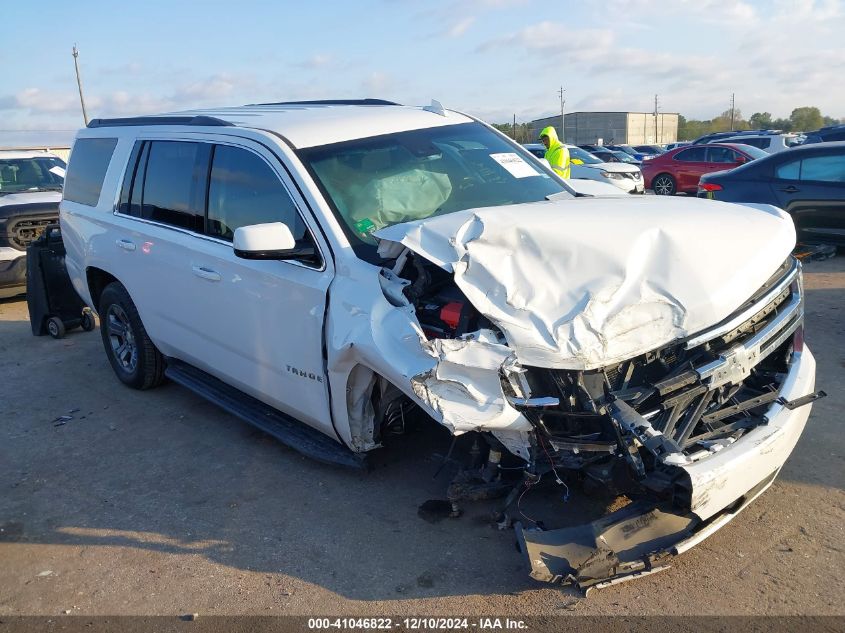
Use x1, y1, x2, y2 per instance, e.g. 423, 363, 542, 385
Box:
116, 239, 136, 251
779, 185, 800, 193
192, 265, 222, 282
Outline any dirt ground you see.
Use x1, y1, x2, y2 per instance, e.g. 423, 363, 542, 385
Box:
1, 255, 843, 618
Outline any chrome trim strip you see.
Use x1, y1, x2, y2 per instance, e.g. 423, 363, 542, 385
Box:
685, 258, 800, 350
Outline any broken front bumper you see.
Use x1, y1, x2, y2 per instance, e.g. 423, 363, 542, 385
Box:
519, 346, 816, 591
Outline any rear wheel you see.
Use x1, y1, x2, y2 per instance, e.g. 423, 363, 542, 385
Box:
652, 173, 677, 195
98, 282, 165, 389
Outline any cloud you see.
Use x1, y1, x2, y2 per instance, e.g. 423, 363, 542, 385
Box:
361, 71, 393, 95
298, 53, 334, 70
0, 88, 80, 113
477, 21, 614, 59
447, 16, 476, 37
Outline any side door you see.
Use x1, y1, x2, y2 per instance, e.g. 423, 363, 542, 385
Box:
113, 136, 335, 437
703, 146, 744, 180
176, 139, 336, 436
772, 151, 845, 242
673, 146, 708, 192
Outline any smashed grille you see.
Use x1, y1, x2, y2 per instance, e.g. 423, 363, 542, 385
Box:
9, 217, 56, 250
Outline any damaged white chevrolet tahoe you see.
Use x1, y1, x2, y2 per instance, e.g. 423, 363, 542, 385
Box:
60, 100, 823, 591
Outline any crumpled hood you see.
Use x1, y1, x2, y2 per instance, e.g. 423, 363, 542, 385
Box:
375, 196, 796, 370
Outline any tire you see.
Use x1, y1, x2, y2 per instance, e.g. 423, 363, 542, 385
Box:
81, 310, 96, 332
652, 173, 677, 196
47, 316, 66, 339
98, 282, 165, 390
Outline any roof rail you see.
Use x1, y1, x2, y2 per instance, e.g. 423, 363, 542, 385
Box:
87, 115, 234, 129
247, 99, 399, 107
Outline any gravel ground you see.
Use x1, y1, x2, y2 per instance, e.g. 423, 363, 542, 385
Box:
0, 255, 843, 617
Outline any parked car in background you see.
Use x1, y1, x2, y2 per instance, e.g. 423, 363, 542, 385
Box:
665, 141, 691, 151
802, 124, 845, 145
606, 144, 646, 161
523, 143, 643, 193
717, 134, 802, 154
643, 143, 768, 195
692, 129, 783, 145
0, 150, 65, 298
698, 141, 845, 245
632, 145, 664, 158
582, 147, 641, 165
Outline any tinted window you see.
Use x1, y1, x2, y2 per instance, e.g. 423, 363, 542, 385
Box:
707, 147, 739, 163
800, 154, 845, 182
776, 159, 801, 180
141, 141, 204, 231
675, 147, 707, 161
63, 138, 118, 206
735, 137, 769, 149
207, 145, 306, 241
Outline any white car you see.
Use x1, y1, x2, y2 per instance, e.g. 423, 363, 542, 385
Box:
715, 134, 802, 154
60, 100, 819, 591
0, 150, 65, 297
524, 143, 644, 193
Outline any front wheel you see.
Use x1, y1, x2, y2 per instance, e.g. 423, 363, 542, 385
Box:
98, 282, 165, 389
652, 173, 677, 195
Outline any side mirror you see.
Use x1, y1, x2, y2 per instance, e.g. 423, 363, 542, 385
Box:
735, 156, 748, 165
233, 222, 317, 262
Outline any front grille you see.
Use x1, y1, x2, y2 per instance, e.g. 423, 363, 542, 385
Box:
9, 217, 56, 250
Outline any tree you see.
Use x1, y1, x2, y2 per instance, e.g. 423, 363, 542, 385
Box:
749, 112, 773, 129
790, 106, 824, 132
771, 117, 793, 132
822, 115, 841, 127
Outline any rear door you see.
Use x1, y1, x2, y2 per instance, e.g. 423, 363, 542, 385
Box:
672, 146, 708, 192
771, 151, 845, 242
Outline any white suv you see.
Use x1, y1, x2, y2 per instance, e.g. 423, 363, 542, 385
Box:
717, 133, 801, 153
61, 100, 819, 590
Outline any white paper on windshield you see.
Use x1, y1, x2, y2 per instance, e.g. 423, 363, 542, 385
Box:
490, 153, 539, 178
49, 166, 66, 178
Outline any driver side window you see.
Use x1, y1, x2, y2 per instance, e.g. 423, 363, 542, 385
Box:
207, 145, 306, 242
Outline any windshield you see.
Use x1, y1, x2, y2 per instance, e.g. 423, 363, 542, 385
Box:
300, 123, 569, 255
0, 156, 66, 194
567, 146, 603, 164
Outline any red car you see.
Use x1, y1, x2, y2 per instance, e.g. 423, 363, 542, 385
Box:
643, 143, 768, 195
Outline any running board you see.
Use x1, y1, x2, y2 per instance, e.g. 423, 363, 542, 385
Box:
164, 359, 366, 470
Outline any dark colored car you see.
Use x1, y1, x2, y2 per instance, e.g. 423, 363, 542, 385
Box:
692, 129, 782, 145
642, 143, 768, 195
586, 148, 641, 165
801, 124, 845, 145
0, 152, 64, 298
698, 141, 845, 245
606, 144, 647, 161
632, 145, 664, 156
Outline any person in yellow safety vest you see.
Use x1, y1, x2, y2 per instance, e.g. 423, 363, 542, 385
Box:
539, 126, 570, 178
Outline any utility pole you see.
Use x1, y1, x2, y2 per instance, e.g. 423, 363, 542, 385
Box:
558, 86, 565, 142
730, 93, 736, 131
654, 94, 659, 143
72, 44, 89, 126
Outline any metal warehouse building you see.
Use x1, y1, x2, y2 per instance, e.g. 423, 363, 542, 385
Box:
529, 111, 679, 146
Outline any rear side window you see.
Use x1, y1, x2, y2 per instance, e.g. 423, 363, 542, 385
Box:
675, 147, 706, 162
776, 160, 801, 180
737, 137, 769, 149
141, 141, 205, 231
64, 138, 118, 206
207, 145, 306, 241
800, 154, 845, 183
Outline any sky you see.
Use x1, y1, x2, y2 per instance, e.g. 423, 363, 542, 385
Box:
1, 0, 843, 146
